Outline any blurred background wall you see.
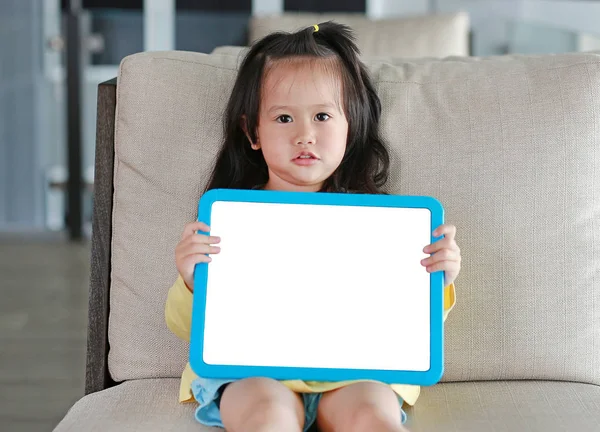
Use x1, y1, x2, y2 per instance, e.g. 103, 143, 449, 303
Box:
1, 0, 599, 240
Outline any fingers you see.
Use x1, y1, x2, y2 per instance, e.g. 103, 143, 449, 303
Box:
423, 260, 460, 286
183, 253, 214, 264
189, 234, 221, 245
181, 243, 221, 255
421, 223, 461, 277
423, 260, 461, 275
423, 237, 459, 254
176, 222, 219, 290
175, 227, 221, 274
421, 248, 459, 266
177, 235, 220, 257
181, 221, 211, 240
424, 224, 458, 254
432, 224, 456, 239
176, 241, 221, 264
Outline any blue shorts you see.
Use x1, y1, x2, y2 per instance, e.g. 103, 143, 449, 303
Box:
191, 377, 407, 431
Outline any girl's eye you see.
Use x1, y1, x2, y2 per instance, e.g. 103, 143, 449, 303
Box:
276, 115, 292, 123
315, 113, 330, 122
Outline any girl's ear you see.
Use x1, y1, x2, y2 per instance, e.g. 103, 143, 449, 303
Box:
241, 115, 261, 150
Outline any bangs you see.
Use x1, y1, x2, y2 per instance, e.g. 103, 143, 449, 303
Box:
261, 56, 345, 114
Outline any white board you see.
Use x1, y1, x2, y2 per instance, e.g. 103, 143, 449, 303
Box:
190, 189, 445, 386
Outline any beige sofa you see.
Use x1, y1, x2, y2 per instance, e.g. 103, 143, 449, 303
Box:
212, 12, 471, 62
54, 20, 600, 432
248, 12, 470, 57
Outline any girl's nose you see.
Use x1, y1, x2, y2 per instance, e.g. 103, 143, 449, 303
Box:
294, 124, 316, 145
296, 136, 315, 145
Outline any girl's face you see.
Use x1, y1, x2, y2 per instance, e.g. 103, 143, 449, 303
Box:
250, 59, 349, 192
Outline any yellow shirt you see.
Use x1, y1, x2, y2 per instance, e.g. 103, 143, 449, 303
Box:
165, 275, 456, 406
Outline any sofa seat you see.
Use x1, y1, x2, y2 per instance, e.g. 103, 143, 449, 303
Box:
55, 379, 600, 431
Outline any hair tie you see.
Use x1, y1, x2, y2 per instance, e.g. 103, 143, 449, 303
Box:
313, 24, 319, 33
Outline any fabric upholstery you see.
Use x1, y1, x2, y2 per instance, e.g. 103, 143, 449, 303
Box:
54, 379, 600, 431
108, 50, 600, 387
249, 12, 470, 58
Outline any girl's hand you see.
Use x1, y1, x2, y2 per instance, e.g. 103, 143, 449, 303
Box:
175, 221, 221, 292
421, 224, 461, 287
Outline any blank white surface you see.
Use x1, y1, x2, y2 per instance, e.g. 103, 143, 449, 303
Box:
203, 201, 432, 372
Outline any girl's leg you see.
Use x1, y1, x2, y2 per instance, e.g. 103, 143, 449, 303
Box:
219, 377, 305, 432
316, 382, 409, 432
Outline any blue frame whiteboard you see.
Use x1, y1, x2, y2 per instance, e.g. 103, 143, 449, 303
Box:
190, 188, 445, 386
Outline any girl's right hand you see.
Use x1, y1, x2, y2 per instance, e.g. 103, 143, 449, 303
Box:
175, 221, 221, 292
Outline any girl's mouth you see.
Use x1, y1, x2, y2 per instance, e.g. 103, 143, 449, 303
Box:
292, 151, 320, 166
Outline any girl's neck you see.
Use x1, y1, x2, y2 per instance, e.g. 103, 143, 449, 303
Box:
264, 179, 323, 193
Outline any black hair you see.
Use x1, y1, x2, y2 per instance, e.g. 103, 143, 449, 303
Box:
205, 21, 390, 194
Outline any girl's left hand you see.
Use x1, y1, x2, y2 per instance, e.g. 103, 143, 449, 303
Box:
421, 223, 461, 287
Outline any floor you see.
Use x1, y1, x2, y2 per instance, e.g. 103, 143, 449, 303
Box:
0, 236, 90, 432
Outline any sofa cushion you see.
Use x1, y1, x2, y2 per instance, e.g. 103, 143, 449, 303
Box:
54, 379, 600, 431
54, 379, 213, 432
108, 50, 600, 387
249, 12, 470, 58
373, 54, 600, 384
107, 52, 239, 382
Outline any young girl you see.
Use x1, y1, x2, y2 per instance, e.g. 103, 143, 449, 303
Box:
166, 22, 460, 432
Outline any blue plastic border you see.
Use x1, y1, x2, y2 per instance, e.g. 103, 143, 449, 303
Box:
190, 188, 445, 386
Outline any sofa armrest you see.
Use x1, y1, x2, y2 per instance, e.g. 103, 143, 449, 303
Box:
85, 78, 117, 395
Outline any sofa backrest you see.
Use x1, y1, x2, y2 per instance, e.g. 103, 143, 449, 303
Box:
248, 12, 470, 58
107, 50, 600, 387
